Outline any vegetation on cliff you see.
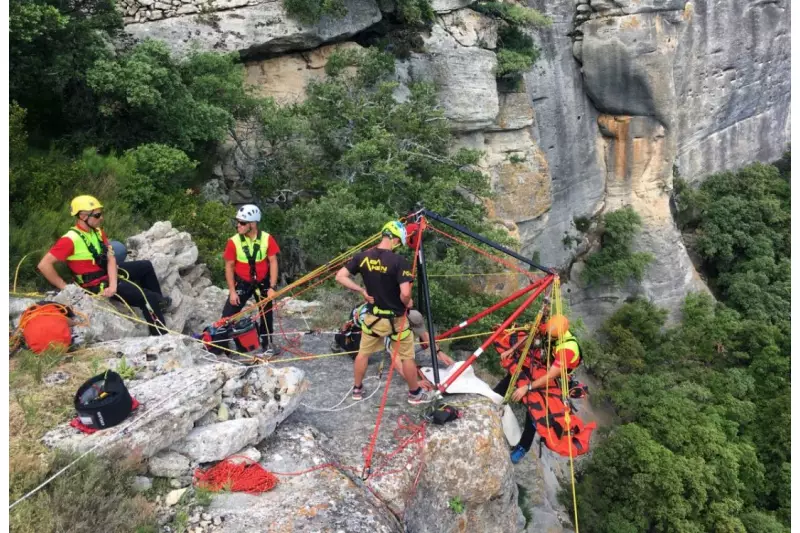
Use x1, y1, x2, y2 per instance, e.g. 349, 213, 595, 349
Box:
572, 157, 791, 532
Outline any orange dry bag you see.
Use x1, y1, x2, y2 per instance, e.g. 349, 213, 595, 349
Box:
20, 302, 73, 354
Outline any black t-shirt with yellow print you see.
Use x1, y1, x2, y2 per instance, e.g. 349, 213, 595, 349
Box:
345, 248, 414, 316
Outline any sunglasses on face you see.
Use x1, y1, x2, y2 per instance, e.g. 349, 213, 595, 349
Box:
88, 212, 104, 219
236, 220, 249, 226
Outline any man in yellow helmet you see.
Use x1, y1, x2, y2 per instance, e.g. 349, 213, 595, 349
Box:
37, 195, 170, 336
335, 220, 434, 405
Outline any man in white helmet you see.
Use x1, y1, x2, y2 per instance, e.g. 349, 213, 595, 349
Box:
220, 204, 281, 356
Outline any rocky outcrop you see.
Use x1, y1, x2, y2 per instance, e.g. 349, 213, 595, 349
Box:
207, 423, 404, 532
125, 221, 227, 334
42, 362, 308, 463
51, 285, 150, 341
123, 0, 382, 57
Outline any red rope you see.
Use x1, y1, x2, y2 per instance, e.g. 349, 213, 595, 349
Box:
361, 219, 425, 478
193, 456, 279, 494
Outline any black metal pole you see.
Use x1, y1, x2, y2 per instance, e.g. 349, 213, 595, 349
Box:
422, 209, 551, 274
416, 236, 441, 387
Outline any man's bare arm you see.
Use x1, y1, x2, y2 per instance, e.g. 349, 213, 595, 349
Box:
37, 253, 68, 290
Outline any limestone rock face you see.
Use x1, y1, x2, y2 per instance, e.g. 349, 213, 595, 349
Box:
524, 0, 788, 325
407, 24, 498, 132
430, 0, 473, 14
438, 9, 498, 48
244, 42, 363, 105
123, 0, 382, 57
671, 0, 790, 181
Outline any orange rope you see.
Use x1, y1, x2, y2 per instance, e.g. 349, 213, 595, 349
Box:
427, 224, 537, 279
193, 456, 278, 494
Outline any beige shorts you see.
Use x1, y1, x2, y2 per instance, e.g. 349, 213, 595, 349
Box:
358, 313, 415, 361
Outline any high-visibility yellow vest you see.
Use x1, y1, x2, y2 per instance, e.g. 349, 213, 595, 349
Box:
554, 331, 581, 368
230, 231, 271, 264
64, 227, 106, 263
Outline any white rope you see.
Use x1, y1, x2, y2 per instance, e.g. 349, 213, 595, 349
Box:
300, 376, 383, 412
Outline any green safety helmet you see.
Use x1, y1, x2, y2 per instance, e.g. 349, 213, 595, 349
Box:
381, 221, 407, 247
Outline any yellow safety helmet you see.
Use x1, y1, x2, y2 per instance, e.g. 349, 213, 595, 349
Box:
381, 221, 407, 247
70, 195, 103, 216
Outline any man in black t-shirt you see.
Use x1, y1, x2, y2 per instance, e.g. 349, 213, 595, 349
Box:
335, 220, 434, 405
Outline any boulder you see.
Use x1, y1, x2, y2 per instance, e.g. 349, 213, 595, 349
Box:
206, 423, 403, 533
123, 0, 382, 57
92, 333, 208, 379
149, 450, 192, 478
124, 222, 227, 334
50, 285, 149, 342
172, 418, 261, 463
42, 364, 235, 458
221, 365, 309, 441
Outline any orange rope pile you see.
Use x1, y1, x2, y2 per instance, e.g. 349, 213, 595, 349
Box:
193, 456, 279, 494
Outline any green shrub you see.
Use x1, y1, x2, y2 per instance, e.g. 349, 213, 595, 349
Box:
283, 0, 347, 24
169, 198, 234, 284
473, 2, 551, 27
494, 27, 540, 79
10, 452, 156, 533
582, 207, 653, 286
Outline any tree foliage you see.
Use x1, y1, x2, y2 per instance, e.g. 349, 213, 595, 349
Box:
582, 206, 654, 286
576, 157, 791, 532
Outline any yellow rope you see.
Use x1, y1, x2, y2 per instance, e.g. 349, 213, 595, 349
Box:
222, 232, 383, 325
427, 272, 524, 278
502, 317, 542, 404
553, 276, 580, 533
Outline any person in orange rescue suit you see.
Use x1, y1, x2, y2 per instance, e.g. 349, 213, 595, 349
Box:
335, 220, 435, 405
510, 314, 581, 402
37, 195, 170, 336
492, 323, 547, 463
220, 204, 280, 356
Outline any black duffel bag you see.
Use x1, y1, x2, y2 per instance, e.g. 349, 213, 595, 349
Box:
74, 371, 133, 430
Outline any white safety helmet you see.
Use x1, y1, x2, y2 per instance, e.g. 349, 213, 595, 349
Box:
236, 204, 262, 223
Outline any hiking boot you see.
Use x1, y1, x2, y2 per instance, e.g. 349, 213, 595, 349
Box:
510, 445, 528, 464
407, 388, 435, 405
352, 385, 364, 401
159, 296, 173, 311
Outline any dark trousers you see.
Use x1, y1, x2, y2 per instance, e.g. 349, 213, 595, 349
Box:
494, 374, 537, 451
89, 260, 168, 336
220, 278, 274, 349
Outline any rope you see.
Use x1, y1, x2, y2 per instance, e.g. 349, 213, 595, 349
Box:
426, 225, 536, 279
193, 456, 278, 494
362, 224, 425, 479
502, 316, 543, 404
552, 276, 580, 533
